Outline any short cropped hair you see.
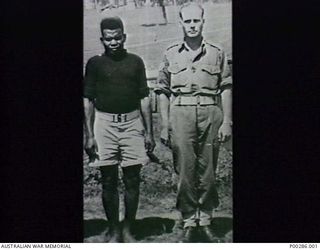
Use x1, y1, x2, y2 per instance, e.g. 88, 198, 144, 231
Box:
100, 16, 124, 35
179, 2, 204, 20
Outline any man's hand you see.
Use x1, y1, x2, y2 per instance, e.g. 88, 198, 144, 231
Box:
86, 137, 98, 151
85, 137, 99, 163
218, 123, 232, 143
160, 127, 171, 149
145, 133, 156, 153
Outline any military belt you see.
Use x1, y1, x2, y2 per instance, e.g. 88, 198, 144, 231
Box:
171, 95, 217, 106
95, 109, 139, 123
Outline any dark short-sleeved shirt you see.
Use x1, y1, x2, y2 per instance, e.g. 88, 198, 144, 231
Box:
84, 50, 149, 114
155, 40, 232, 97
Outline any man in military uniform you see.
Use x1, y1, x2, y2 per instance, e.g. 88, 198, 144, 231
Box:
155, 3, 232, 242
84, 17, 155, 242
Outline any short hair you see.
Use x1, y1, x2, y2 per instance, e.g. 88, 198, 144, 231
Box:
179, 2, 204, 20
100, 16, 124, 35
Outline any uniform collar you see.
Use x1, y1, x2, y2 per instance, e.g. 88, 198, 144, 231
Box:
179, 38, 206, 53
178, 38, 207, 62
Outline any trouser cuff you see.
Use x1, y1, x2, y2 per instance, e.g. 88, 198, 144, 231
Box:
199, 211, 212, 226
183, 214, 197, 228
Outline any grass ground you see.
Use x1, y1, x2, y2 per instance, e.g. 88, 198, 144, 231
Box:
83, 3, 232, 243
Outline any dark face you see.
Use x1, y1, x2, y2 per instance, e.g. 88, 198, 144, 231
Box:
101, 28, 126, 53
180, 6, 204, 38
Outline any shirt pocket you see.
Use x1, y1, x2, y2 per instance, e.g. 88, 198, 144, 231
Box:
199, 64, 221, 90
168, 63, 188, 89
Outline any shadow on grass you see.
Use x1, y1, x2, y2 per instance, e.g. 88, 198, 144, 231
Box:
133, 217, 175, 240
211, 217, 233, 238
84, 217, 175, 240
141, 23, 157, 27
84, 219, 108, 238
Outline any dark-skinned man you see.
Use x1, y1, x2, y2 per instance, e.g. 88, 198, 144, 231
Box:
84, 16, 155, 243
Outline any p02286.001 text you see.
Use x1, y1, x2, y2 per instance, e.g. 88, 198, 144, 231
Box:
290, 244, 318, 248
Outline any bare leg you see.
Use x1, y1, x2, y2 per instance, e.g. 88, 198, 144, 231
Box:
100, 165, 121, 242
122, 164, 142, 242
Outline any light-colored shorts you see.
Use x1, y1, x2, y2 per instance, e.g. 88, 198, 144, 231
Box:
89, 109, 149, 168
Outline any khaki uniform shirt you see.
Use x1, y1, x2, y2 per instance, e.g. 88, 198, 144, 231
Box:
156, 40, 232, 97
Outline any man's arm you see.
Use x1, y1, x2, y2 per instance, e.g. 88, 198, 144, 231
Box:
83, 57, 100, 162
140, 96, 155, 153
218, 87, 232, 142
218, 50, 232, 143
83, 97, 97, 150
159, 93, 170, 146
155, 53, 171, 146
136, 56, 155, 153
84, 97, 99, 162
221, 88, 232, 125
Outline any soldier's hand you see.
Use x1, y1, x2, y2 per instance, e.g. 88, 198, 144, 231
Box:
218, 123, 232, 143
145, 134, 156, 153
160, 128, 171, 149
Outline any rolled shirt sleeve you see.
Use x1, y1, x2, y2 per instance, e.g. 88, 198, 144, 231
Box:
155, 54, 172, 98
219, 50, 232, 90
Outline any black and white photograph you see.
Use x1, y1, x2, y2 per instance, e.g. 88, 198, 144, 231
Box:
83, 0, 233, 243
2, 0, 319, 245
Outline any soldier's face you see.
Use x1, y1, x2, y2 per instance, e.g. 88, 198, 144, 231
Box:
101, 28, 126, 52
180, 7, 204, 38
